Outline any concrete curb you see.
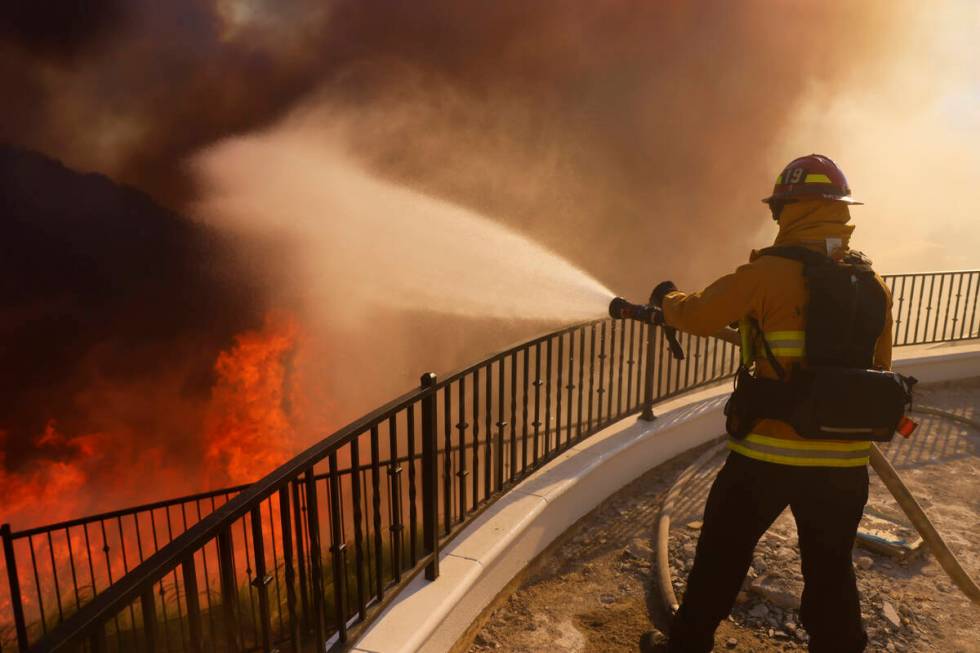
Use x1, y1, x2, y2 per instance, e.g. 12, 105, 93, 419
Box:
352, 341, 980, 653
890, 340, 980, 384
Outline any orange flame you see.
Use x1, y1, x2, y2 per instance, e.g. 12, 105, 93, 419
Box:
0, 312, 312, 531
203, 314, 302, 487
0, 313, 319, 645
0, 423, 102, 527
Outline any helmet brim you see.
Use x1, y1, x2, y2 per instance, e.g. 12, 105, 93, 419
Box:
762, 193, 862, 206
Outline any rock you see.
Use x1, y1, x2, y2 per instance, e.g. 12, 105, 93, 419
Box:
795, 629, 807, 642
682, 542, 696, 557
886, 643, 896, 653
920, 563, 939, 577
882, 601, 902, 629
750, 574, 802, 610
726, 637, 738, 649
735, 591, 751, 604
624, 538, 653, 560
599, 592, 616, 605
474, 632, 499, 648
784, 621, 797, 634
749, 603, 770, 619
855, 555, 874, 570
856, 513, 924, 559
774, 546, 796, 560
686, 520, 704, 530
553, 619, 586, 650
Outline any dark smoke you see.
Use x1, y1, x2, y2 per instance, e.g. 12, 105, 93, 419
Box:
0, 0, 124, 60
0, 145, 263, 468
0, 1, 907, 288
0, 2, 917, 517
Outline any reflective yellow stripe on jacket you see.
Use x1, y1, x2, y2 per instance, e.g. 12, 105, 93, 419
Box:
729, 433, 871, 468
763, 330, 805, 358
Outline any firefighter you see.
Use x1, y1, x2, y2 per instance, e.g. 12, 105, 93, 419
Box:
659, 155, 892, 653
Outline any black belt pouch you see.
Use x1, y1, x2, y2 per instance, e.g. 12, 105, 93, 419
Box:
791, 368, 913, 442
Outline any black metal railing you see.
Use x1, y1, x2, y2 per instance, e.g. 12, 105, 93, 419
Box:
883, 271, 980, 346
0, 486, 250, 652
2, 269, 977, 652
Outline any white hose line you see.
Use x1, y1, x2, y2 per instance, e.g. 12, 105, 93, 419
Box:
655, 439, 728, 614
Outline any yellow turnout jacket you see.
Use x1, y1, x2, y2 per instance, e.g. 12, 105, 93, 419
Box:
661, 201, 892, 467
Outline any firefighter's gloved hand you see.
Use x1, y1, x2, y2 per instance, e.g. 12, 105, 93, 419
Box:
649, 281, 678, 309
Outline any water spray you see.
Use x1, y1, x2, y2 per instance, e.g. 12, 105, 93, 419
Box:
608, 292, 685, 360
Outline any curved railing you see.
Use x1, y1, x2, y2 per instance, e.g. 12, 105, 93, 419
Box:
3, 269, 978, 652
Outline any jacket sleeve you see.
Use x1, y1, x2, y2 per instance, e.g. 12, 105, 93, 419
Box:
661, 263, 762, 336
873, 276, 894, 370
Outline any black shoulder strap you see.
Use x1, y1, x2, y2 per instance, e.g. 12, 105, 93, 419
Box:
754, 246, 825, 378
758, 331, 787, 380
757, 245, 831, 268
744, 316, 787, 381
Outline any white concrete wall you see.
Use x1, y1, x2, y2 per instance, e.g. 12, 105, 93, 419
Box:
352, 341, 980, 653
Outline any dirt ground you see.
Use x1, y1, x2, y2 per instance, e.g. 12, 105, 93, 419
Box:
463, 378, 980, 653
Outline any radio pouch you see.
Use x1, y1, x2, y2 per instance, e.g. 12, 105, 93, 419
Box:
791, 367, 916, 441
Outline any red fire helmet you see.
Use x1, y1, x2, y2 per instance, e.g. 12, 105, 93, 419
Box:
762, 154, 862, 205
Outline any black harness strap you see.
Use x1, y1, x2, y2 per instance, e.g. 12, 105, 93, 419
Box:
724, 244, 907, 442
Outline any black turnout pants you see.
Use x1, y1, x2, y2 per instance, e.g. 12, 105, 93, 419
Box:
668, 451, 869, 653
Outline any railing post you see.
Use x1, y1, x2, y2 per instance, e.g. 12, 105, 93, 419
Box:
326, 453, 349, 643
290, 480, 311, 634
1, 524, 29, 652
640, 324, 658, 421
88, 623, 107, 653
140, 587, 158, 653
181, 556, 204, 653
277, 486, 302, 650
248, 507, 273, 652
420, 372, 440, 581
303, 470, 327, 650
216, 527, 241, 653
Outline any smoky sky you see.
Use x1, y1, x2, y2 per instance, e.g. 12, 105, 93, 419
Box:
0, 1, 124, 60
2, 2, 906, 281
0, 1, 931, 521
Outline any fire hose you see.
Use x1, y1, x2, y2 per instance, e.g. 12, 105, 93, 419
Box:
610, 296, 980, 608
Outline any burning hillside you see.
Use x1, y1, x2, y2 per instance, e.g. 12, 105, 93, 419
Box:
0, 146, 316, 529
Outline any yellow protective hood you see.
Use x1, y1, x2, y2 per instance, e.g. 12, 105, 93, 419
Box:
773, 200, 855, 255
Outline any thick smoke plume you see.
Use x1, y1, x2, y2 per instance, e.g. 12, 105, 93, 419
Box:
1, 1, 977, 524
1, 1, 935, 282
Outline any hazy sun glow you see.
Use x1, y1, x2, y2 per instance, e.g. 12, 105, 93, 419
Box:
774, 2, 980, 273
